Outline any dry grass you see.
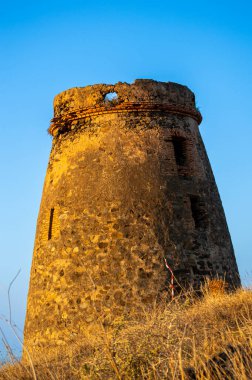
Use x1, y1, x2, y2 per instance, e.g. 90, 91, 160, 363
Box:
0, 281, 251, 379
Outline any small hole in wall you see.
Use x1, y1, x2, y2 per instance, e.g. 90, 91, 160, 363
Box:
104, 92, 118, 102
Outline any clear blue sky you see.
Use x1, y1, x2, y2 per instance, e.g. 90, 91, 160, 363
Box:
0, 0, 251, 357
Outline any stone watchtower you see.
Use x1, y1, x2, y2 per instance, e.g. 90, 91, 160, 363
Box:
24, 79, 240, 352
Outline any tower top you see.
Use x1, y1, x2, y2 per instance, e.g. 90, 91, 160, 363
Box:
49, 79, 202, 136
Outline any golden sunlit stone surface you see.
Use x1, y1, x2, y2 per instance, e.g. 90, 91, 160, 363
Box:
23, 79, 240, 355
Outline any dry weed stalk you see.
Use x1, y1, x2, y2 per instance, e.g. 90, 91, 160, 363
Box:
0, 270, 37, 380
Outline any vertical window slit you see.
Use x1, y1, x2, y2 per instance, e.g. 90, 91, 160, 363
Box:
172, 136, 187, 166
48, 208, 54, 240
189, 196, 207, 229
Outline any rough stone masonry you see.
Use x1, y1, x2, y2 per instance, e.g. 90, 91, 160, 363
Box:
23, 79, 240, 353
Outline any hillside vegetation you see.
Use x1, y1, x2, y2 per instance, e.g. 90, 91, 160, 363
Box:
0, 280, 251, 379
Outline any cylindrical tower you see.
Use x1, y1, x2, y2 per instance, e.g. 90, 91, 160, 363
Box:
24, 79, 240, 352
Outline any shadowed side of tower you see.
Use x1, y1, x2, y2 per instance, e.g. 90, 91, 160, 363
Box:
23, 79, 240, 353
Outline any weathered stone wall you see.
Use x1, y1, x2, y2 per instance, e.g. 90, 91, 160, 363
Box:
23, 79, 240, 353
